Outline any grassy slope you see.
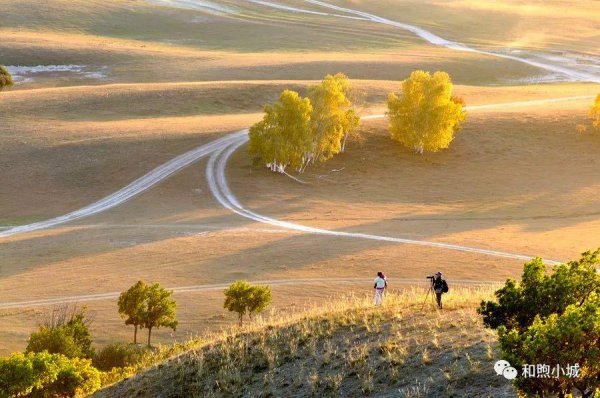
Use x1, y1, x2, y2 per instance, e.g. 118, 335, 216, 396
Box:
296, 0, 600, 52
1, 83, 599, 356
1, 0, 574, 88
2, 81, 596, 222
0, 30, 541, 88
3, 0, 595, 53
1, 0, 599, 364
0, 0, 419, 52
95, 288, 516, 398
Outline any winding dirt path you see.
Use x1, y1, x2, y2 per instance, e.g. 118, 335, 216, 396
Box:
205, 128, 561, 265
0, 132, 247, 238
249, 0, 600, 83
3, 97, 593, 308
1, 96, 592, 239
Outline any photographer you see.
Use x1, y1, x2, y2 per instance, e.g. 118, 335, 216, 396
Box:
432, 272, 448, 309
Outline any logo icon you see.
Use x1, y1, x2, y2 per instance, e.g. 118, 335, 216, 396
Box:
503, 366, 518, 380
494, 360, 518, 380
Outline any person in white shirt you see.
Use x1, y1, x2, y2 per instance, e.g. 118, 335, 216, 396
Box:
374, 271, 387, 305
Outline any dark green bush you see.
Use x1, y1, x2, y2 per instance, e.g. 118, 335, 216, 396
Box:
479, 250, 599, 332
479, 249, 600, 397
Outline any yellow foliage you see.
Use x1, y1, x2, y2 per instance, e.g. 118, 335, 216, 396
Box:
387, 70, 466, 154
309, 73, 360, 163
590, 94, 600, 130
248, 90, 313, 173
249, 74, 360, 174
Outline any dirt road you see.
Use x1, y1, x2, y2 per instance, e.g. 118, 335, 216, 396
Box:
0, 277, 497, 309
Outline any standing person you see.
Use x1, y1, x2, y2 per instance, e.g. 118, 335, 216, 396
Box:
432, 272, 448, 309
374, 271, 387, 305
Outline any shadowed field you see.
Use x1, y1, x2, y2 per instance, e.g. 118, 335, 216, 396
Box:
2, 82, 599, 354
5, 0, 598, 88
1, 0, 599, 364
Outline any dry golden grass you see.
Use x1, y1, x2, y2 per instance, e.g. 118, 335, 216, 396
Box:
1, 28, 543, 89
320, 0, 599, 52
2, 81, 595, 221
94, 287, 515, 397
2, 0, 594, 54
2, 0, 599, 371
6, 0, 584, 90
2, 82, 599, 356
228, 95, 600, 261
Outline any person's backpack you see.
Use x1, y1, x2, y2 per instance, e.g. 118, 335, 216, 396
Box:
442, 280, 449, 293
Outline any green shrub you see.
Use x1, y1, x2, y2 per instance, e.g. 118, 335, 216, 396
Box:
224, 280, 272, 326
26, 309, 94, 359
0, 352, 101, 397
479, 249, 600, 331
93, 343, 148, 371
479, 249, 600, 397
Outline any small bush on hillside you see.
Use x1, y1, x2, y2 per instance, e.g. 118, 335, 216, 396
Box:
0, 351, 101, 397
0, 65, 13, 92
387, 70, 466, 154
224, 280, 272, 326
93, 343, 149, 371
479, 249, 600, 397
26, 306, 94, 359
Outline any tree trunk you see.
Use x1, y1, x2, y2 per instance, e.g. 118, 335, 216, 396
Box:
133, 324, 138, 345
239, 313, 243, 327
147, 327, 152, 347
341, 133, 348, 152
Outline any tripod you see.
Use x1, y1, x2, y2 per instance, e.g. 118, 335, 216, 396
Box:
420, 279, 436, 310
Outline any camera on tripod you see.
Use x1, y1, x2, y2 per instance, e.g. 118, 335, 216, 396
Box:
426, 275, 435, 280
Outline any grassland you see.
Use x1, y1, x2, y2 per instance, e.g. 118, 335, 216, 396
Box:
2, 81, 599, 355
95, 288, 515, 397
314, 0, 600, 52
6, 0, 596, 88
1, 0, 599, 382
2, 0, 596, 53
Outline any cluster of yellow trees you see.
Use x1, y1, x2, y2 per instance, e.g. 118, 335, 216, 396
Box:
249, 70, 468, 174
249, 73, 360, 174
387, 70, 466, 154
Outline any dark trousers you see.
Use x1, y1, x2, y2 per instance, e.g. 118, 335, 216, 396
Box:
435, 290, 443, 309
